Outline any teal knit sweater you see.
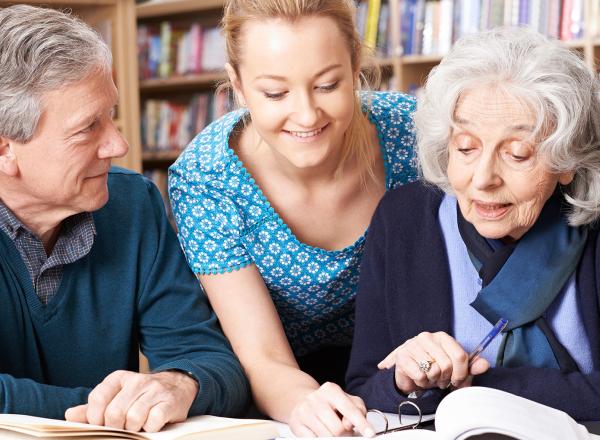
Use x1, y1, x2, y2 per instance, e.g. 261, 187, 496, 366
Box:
0, 168, 249, 419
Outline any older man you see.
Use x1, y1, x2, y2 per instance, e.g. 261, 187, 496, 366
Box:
0, 4, 248, 432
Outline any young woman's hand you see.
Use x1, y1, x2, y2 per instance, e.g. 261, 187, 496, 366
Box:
288, 382, 375, 438
378, 332, 489, 394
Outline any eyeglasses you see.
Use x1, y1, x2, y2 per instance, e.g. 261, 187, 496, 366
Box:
367, 400, 433, 436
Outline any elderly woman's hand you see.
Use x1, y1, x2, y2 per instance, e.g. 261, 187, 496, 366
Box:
377, 332, 490, 394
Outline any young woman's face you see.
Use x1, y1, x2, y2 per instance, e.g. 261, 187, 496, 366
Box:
230, 16, 357, 170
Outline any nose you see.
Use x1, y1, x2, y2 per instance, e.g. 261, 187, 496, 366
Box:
98, 121, 129, 160
472, 149, 502, 190
293, 92, 319, 128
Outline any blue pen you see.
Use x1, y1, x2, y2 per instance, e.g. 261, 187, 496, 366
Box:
468, 318, 509, 367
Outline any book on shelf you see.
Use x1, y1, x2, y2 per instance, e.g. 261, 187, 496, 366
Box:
397, 0, 587, 57
144, 169, 173, 223
138, 21, 226, 80
308, 387, 598, 440
141, 90, 232, 154
0, 414, 278, 440
357, 0, 393, 56
364, 0, 382, 48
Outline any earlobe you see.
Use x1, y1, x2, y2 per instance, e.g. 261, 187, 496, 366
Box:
558, 171, 575, 186
0, 137, 19, 177
224, 63, 246, 107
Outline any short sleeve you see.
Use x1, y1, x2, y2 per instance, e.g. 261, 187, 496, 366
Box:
169, 152, 252, 275
366, 91, 419, 188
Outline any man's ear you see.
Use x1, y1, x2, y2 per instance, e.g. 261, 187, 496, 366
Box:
225, 63, 247, 107
0, 137, 19, 177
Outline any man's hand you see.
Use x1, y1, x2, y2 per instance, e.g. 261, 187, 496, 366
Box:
65, 370, 198, 432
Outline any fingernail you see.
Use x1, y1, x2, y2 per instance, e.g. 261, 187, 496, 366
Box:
364, 427, 375, 437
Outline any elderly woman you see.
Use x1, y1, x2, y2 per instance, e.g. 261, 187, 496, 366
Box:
346, 27, 600, 420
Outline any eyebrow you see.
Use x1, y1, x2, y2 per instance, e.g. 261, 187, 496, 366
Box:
253, 63, 343, 82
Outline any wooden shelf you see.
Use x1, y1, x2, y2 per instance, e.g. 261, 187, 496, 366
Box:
143, 150, 182, 162
140, 71, 228, 92
371, 57, 395, 68
563, 39, 586, 49
136, 0, 225, 18
401, 54, 443, 65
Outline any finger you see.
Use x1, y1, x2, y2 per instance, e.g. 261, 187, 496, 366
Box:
436, 333, 470, 385
290, 422, 317, 438
341, 395, 368, 432
306, 384, 349, 437
65, 405, 88, 424
455, 375, 474, 389
104, 378, 148, 429
401, 340, 433, 388
87, 371, 129, 426
348, 395, 367, 414
303, 407, 338, 437
124, 397, 153, 432
142, 402, 171, 433
326, 391, 373, 437
416, 333, 453, 386
393, 347, 425, 392
341, 415, 353, 432
394, 363, 420, 394
469, 357, 490, 375
378, 347, 400, 369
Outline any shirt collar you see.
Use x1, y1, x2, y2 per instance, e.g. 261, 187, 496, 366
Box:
0, 199, 96, 243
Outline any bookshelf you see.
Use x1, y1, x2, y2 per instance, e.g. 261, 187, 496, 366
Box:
0, 0, 142, 172
136, 0, 600, 179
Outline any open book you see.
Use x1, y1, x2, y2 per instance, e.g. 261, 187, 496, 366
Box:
420, 386, 598, 440
285, 387, 599, 439
0, 414, 278, 440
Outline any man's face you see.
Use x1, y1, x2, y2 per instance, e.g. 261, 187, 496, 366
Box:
9, 69, 129, 216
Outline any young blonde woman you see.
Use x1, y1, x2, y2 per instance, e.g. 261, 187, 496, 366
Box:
169, 0, 417, 436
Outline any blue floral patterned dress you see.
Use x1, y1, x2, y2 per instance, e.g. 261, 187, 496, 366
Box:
169, 91, 417, 356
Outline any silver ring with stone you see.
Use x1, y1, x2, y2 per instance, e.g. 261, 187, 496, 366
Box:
417, 359, 435, 373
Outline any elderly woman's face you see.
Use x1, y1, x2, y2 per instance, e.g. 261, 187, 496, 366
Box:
447, 87, 574, 241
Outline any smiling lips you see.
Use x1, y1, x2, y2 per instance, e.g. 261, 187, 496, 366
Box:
285, 124, 327, 140
474, 201, 511, 219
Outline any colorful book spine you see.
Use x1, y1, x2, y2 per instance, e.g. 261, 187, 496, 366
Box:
364, 0, 382, 48
137, 21, 225, 80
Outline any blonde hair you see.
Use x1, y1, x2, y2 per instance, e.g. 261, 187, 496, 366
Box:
221, 0, 380, 181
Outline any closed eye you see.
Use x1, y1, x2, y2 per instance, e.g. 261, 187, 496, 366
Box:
263, 91, 287, 100
79, 120, 99, 134
317, 81, 339, 92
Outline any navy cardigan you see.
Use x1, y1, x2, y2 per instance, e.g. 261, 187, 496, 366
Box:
0, 168, 249, 419
346, 181, 600, 420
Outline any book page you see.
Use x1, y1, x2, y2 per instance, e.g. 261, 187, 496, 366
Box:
142, 416, 278, 440
434, 387, 592, 440
0, 414, 278, 440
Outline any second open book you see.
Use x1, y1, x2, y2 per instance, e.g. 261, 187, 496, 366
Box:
285, 386, 599, 439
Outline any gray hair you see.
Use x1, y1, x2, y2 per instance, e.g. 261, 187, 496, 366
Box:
0, 5, 112, 143
415, 27, 600, 226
